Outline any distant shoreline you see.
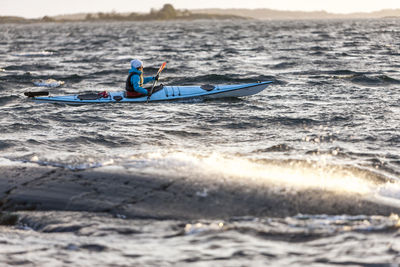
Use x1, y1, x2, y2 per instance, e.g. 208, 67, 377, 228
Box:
0, 14, 246, 24
1, 5, 399, 24
0, 4, 246, 24
192, 8, 400, 20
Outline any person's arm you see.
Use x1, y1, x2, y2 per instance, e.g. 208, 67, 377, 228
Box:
143, 76, 156, 84
132, 75, 148, 95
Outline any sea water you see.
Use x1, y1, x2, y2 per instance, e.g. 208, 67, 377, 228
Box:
0, 19, 400, 266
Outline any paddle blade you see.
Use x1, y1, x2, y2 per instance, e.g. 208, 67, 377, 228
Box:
157, 62, 167, 74
24, 91, 49, 97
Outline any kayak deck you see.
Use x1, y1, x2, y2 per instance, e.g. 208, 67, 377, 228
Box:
29, 81, 272, 104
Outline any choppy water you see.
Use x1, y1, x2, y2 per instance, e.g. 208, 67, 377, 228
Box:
1, 19, 400, 266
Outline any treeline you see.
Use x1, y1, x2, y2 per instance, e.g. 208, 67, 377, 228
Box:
85, 4, 243, 21
86, 4, 188, 21
0, 16, 34, 23
0, 4, 244, 24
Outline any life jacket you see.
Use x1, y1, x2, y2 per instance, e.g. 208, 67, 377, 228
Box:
125, 71, 144, 97
97, 91, 109, 98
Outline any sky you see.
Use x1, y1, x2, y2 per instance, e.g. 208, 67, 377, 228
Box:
2, 0, 400, 18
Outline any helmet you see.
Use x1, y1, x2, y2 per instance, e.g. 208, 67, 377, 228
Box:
130, 59, 143, 69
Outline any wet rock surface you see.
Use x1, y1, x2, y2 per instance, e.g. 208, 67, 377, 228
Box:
1, 165, 399, 219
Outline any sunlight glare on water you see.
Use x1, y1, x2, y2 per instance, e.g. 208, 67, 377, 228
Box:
130, 151, 375, 194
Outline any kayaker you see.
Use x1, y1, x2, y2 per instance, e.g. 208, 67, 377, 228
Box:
126, 59, 159, 98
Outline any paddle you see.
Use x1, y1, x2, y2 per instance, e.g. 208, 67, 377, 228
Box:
147, 62, 167, 103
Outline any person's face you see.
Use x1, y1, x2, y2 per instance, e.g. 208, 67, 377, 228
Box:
139, 66, 143, 71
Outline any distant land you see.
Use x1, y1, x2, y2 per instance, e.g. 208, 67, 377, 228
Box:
0, 4, 244, 24
1, 4, 400, 24
193, 8, 400, 20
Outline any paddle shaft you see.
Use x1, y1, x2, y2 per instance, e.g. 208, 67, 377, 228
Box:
147, 62, 166, 103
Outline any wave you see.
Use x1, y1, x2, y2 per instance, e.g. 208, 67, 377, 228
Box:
174, 74, 276, 85
253, 144, 293, 153
0, 73, 84, 84
325, 71, 400, 86
0, 95, 19, 106
350, 74, 400, 86
11, 51, 54, 57
326, 69, 359, 76
0, 73, 38, 84
53, 74, 85, 83
270, 62, 297, 70
92, 70, 126, 76
267, 116, 320, 126
0, 140, 15, 150
11, 211, 400, 240
163, 129, 202, 137
9, 153, 113, 170
298, 70, 400, 87
0, 122, 45, 134
2, 209, 398, 266
4, 64, 56, 71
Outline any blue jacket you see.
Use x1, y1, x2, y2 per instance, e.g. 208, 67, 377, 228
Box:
129, 67, 155, 95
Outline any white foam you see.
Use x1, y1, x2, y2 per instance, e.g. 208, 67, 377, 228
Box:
13, 51, 54, 57
184, 222, 225, 235
33, 79, 64, 88
195, 188, 208, 198
0, 157, 37, 167
376, 182, 400, 200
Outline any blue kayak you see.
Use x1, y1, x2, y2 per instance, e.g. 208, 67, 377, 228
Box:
25, 81, 272, 104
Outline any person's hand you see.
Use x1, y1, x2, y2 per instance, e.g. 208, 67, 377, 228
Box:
154, 74, 159, 81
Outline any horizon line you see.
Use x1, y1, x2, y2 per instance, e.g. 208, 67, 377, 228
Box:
2, 6, 400, 20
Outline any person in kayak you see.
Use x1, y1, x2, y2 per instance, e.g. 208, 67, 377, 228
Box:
126, 59, 159, 98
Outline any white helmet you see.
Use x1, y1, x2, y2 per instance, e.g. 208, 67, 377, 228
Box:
130, 59, 143, 69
